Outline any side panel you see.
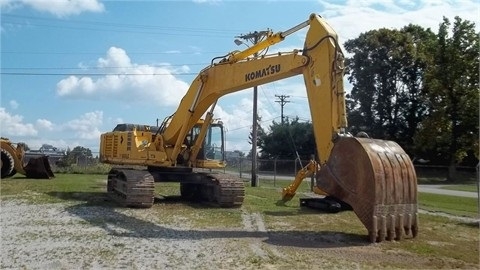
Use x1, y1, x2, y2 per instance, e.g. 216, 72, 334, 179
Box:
100, 131, 169, 166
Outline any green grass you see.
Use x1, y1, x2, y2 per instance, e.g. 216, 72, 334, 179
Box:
418, 192, 479, 217
441, 184, 479, 192
0, 174, 107, 204
394, 214, 479, 267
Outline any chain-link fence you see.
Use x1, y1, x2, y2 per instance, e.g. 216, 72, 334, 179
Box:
45, 152, 477, 186
227, 157, 310, 176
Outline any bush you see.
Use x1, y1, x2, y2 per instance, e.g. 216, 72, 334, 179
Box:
54, 163, 112, 175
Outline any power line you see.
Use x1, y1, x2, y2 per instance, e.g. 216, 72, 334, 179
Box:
0, 72, 198, 76
2, 14, 244, 38
225, 116, 281, 132
1, 51, 225, 55
2, 14, 244, 33
1, 63, 209, 70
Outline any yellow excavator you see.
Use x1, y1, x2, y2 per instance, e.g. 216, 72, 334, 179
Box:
1, 138, 54, 179
99, 14, 418, 242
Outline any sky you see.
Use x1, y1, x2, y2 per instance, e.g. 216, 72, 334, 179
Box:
1, 0, 479, 155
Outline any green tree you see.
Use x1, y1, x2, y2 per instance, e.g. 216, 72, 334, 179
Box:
414, 16, 479, 180
259, 117, 315, 160
344, 26, 435, 152
63, 146, 93, 166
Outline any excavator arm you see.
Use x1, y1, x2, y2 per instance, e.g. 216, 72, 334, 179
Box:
161, 14, 346, 165
161, 52, 309, 162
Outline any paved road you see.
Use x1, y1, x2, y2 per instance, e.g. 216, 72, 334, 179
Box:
418, 185, 478, 198
228, 171, 479, 198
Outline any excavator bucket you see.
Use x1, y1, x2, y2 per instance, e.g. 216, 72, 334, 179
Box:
316, 136, 418, 242
23, 156, 55, 179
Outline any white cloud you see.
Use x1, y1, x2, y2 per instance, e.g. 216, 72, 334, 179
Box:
56, 47, 190, 107
0, 0, 105, 17
163, 50, 181, 54
9, 100, 19, 109
0, 108, 94, 151
213, 96, 279, 153
62, 111, 103, 140
318, 0, 479, 45
36, 119, 54, 131
97, 47, 131, 70
0, 108, 38, 136
192, 0, 221, 4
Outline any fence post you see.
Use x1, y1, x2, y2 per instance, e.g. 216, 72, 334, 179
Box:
477, 162, 479, 218
239, 158, 242, 178
294, 158, 297, 176
273, 158, 277, 187
310, 154, 315, 191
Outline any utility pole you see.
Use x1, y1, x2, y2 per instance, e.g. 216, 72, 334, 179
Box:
235, 30, 270, 187
275, 94, 290, 125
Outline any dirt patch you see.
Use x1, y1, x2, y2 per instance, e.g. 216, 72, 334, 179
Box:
1, 200, 478, 269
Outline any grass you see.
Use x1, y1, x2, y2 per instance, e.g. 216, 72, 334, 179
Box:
0, 174, 106, 204
1, 173, 479, 268
394, 214, 479, 267
441, 184, 479, 192
418, 192, 479, 217
3, 175, 477, 219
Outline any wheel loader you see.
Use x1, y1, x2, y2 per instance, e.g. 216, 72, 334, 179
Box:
99, 13, 418, 242
1, 138, 54, 179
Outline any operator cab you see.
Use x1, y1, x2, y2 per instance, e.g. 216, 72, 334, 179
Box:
187, 122, 225, 161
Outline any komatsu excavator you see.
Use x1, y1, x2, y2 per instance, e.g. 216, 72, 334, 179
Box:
99, 13, 418, 242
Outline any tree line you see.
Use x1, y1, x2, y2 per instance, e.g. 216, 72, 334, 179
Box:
256, 16, 478, 181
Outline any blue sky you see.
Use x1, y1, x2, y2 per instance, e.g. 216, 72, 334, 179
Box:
1, 0, 479, 154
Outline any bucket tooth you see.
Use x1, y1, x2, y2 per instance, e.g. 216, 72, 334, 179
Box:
316, 137, 418, 242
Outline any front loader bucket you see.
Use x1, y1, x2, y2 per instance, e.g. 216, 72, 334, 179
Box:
317, 137, 418, 242
24, 156, 55, 179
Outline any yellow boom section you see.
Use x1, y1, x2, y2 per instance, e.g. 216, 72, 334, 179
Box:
162, 53, 309, 161
161, 14, 346, 166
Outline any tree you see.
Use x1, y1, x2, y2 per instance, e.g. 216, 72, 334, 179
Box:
62, 146, 93, 166
414, 16, 479, 180
259, 117, 315, 160
344, 26, 435, 152
233, 150, 245, 157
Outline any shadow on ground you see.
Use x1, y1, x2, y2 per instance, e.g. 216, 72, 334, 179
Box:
46, 191, 370, 248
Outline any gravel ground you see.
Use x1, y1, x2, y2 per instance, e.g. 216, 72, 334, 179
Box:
1, 200, 264, 270
1, 198, 479, 270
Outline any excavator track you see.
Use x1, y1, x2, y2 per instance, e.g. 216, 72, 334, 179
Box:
107, 168, 155, 208
180, 173, 245, 207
